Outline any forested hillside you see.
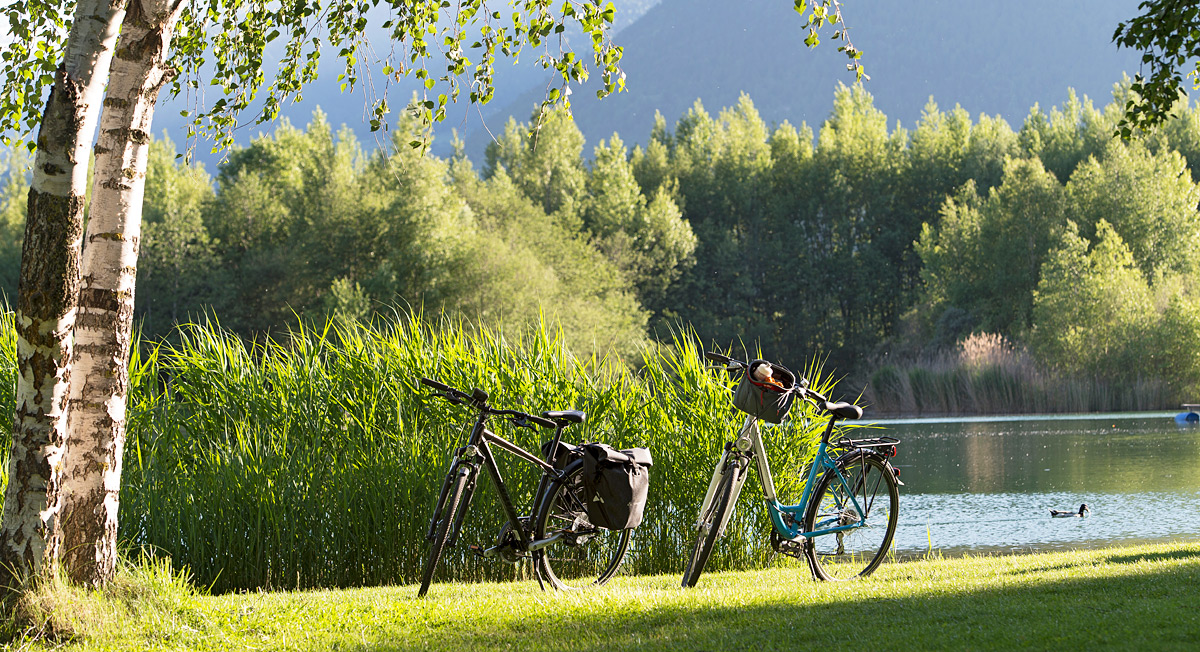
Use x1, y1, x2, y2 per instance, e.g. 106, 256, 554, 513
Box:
4, 80, 1200, 411
465, 0, 1142, 161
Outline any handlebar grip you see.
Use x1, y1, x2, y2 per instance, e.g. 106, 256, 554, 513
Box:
529, 415, 557, 429
421, 377, 454, 393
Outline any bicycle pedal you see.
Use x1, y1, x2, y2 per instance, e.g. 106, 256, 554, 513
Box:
467, 544, 486, 558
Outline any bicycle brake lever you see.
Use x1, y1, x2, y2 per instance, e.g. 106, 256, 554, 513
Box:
511, 417, 538, 431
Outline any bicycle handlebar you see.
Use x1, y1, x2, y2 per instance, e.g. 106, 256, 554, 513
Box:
702, 351, 838, 408
420, 377, 454, 393
421, 377, 557, 430
703, 351, 734, 365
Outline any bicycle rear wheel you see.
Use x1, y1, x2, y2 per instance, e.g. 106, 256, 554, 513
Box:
534, 463, 631, 590
418, 469, 470, 597
803, 454, 898, 581
681, 461, 743, 588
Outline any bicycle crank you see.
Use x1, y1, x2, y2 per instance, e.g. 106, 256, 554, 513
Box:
469, 521, 527, 563
770, 531, 808, 560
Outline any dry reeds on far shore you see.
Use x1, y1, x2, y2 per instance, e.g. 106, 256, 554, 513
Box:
863, 333, 1175, 416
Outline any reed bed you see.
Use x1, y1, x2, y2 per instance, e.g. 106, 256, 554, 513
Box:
864, 332, 1177, 415
101, 314, 834, 593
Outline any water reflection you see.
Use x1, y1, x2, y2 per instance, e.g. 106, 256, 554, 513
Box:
875, 412, 1200, 554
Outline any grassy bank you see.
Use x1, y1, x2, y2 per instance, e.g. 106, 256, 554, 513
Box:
7, 540, 1200, 650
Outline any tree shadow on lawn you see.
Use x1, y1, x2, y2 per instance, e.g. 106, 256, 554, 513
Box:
977, 542, 1200, 577
355, 562, 1200, 652
1103, 546, 1200, 566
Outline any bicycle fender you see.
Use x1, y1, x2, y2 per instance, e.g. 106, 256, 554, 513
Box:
532, 457, 587, 519
833, 447, 889, 466
831, 448, 903, 486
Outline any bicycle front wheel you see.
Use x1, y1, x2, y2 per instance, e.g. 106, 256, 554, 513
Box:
534, 463, 631, 590
681, 461, 743, 588
803, 454, 899, 581
418, 469, 469, 597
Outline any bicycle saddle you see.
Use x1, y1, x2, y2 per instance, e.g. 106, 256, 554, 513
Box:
541, 410, 586, 425
823, 402, 863, 420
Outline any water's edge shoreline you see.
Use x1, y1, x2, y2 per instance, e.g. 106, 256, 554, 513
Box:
864, 409, 1176, 425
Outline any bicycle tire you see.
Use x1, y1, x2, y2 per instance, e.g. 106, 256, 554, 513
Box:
418, 469, 469, 597
533, 462, 631, 590
681, 461, 743, 588
803, 454, 898, 581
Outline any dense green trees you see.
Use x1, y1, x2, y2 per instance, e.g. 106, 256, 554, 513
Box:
126, 112, 649, 355
0, 148, 25, 304
1066, 141, 1200, 279
917, 157, 1070, 339
137, 138, 218, 337
5, 80, 1200, 395
1032, 220, 1153, 379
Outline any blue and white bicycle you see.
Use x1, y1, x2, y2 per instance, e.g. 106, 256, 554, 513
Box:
682, 351, 901, 585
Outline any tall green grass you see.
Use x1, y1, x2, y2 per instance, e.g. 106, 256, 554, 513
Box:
112, 313, 835, 592
1, 309, 13, 493
865, 332, 1177, 415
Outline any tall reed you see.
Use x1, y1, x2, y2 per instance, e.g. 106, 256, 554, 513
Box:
1, 309, 13, 493
117, 314, 836, 592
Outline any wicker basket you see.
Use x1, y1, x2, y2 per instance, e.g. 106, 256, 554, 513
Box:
733, 360, 796, 423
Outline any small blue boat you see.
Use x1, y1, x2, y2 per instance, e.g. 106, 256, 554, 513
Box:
1175, 404, 1200, 425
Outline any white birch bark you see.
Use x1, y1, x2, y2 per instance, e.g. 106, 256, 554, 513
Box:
1, 0, 127, 583
61, 0, 186, 585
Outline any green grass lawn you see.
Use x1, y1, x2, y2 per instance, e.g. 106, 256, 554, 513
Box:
9, 541, 1200, 651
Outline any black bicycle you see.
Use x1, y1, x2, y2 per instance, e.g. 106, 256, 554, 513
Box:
417, 377, 631, 597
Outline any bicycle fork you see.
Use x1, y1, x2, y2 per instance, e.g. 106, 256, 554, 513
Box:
426, 458, 479, 547
694, 450, 750, 538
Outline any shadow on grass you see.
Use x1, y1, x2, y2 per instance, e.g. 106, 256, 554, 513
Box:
351, 556, 1200, 652
1103, 546, 1200, 565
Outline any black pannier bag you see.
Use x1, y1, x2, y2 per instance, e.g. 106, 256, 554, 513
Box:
579, 443, 653, 530
733, 359, 797, 424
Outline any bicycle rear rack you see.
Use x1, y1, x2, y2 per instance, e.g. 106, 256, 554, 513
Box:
831, 435, 900, 456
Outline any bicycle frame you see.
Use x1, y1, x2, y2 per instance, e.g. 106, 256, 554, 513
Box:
433, 408, 569, 554
693, 412, 869, 541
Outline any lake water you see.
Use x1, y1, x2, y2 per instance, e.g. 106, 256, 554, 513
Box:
876, 411, 1200, 556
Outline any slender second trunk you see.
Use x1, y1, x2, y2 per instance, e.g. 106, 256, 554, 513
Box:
1, 0, 126, 587
60, 0, 185, 586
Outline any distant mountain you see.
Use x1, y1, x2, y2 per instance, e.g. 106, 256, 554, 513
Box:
153, 0, 1143, 167
466, 0, 1144, 159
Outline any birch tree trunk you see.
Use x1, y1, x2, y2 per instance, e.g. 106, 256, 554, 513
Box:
60, 0, 185, 586
0, 0, 126, 586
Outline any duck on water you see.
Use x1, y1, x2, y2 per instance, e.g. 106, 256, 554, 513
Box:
1050, 504, 1090, 518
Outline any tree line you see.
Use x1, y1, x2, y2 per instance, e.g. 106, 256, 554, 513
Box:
5, 79, 1200, 391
